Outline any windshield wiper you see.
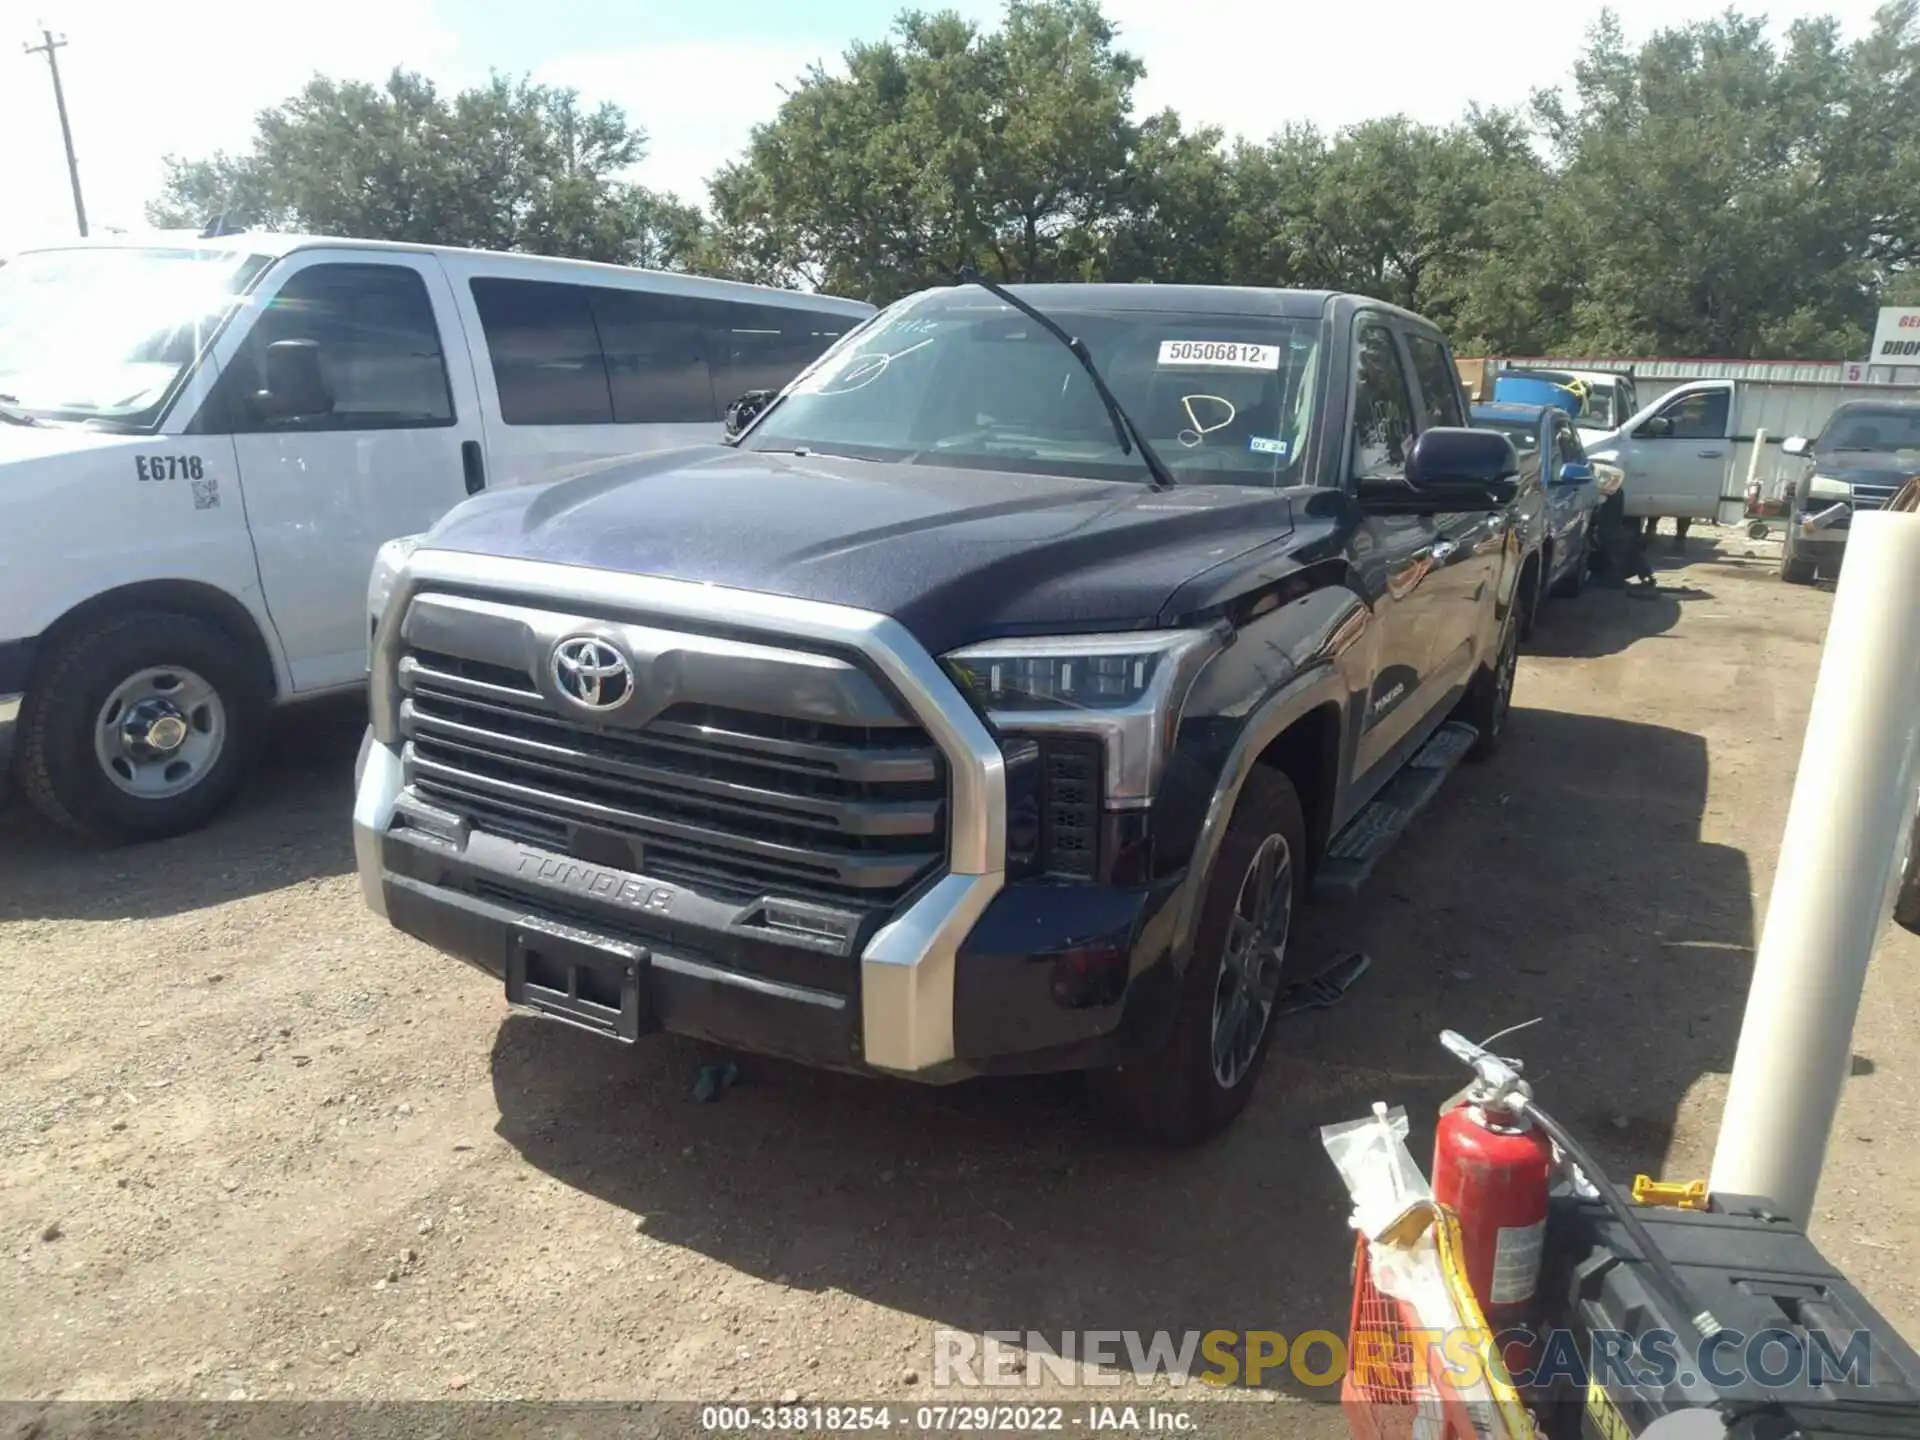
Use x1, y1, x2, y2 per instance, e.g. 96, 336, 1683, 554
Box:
954, 267, 1177, 490
0, 393, 41, 427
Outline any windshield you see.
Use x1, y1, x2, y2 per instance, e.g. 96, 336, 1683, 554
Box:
1475, 417, 1541, 455
1818, 408, 1920, 454
745, 288, 1324, 486
0, 246, 272, 428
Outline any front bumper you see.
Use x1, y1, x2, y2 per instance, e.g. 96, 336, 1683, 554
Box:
356, 730, 1178, 1079
353, 553, 1182, 1081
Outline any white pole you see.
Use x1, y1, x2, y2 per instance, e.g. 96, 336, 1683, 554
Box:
1745, 428, 1768, 491
1709, 511, 1920, 1221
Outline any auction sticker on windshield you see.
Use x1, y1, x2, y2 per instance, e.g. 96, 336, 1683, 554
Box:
1158, 340, 1281, 371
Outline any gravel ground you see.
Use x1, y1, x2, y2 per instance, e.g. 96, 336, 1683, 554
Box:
2, 530, 1915, 1435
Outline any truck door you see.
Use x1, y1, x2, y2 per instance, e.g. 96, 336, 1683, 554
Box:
206, 252, 485, 693
1403, 329, 1504, 707
1346, 320, 1442, 791
1618, 382, 1733, 521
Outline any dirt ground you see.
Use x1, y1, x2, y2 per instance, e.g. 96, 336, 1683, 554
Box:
3, 528, 1916, 1433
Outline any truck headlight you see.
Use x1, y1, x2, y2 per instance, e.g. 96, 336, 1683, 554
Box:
367, 534, 425, 667
942, 627, 1226, 809
1591, 461, 1626, 497
1805, 475, 1852, 504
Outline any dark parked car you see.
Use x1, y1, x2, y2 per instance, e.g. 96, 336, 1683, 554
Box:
1779, 401, 1920, 585
354, 283, 1524, 1143
1471, 402, 1602, 637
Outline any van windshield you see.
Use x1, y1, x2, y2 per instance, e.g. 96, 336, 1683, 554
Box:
0, 246, 271, 429
745, 288, 1324, 487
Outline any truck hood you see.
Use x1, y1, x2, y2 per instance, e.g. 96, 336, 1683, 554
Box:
1806, 453, 1920, 484
423, 445, 1296, 654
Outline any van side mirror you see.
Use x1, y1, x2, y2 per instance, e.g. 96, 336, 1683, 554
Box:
254, 339, 333, 421
1636, 414, 1674, 439
723, 389, 777, 439
1359, 428, 1520, 514
1782, 435, 1812, 457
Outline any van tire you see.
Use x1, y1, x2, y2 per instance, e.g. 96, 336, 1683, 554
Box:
1101, 768, 1306, 1146
1780, 549, 1817, 586
17, 610, 267, 845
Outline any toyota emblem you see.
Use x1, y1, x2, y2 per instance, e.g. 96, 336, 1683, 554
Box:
551, 636, 634, 711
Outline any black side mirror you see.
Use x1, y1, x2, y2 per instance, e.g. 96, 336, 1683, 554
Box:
1358, 427, 1519, 514
1637, 414, 1675, 439
723, 389, 777, 439
254, 339, 333, 420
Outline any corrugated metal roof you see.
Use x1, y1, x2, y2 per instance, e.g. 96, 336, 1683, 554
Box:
1507, 356, 1851, 383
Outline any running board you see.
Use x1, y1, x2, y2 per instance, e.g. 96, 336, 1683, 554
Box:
1312, 721, 1479, 901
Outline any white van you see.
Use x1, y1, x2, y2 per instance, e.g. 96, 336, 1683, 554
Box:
0, 232, 874, 844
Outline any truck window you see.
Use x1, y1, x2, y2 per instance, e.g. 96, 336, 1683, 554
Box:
1555, 421, 1587, 466
589, 288, 717, 425
470, 278, 616, 426
1351, 325, 1416, 479
1405, 333, 1466, 430
228, 263, 454, 432
1642, 390, 1729, 441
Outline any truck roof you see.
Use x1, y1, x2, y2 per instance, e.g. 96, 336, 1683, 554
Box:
10, 229, 876, 316
962, 283, 1438, 327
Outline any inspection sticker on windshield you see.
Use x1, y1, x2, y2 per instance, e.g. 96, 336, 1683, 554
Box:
1249, 436, 1290, 457
1158, 340, 1282, 371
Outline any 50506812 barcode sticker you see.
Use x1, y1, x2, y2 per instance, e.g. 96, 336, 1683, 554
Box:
1158, 339, 1282, 371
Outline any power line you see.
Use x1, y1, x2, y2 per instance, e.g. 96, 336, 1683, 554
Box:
24, 26, 89, 238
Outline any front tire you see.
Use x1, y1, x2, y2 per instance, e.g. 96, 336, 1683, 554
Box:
1460, 603, 1520, 761
1896, 815, 1920, 935
1550, 538, 1586, 598
16, 610, 267, 844
1780, 545, 1817, 586
1106, 768, 1306, 1146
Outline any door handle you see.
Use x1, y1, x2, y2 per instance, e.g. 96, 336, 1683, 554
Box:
462, 440, 486, 495
1697, 448, 1725, 458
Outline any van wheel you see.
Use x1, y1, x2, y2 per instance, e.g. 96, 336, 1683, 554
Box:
1102, 768, 1306, 1146
1780, 548, 1817, 586
1459, 605, 1520, 761
17, 611, 267, 844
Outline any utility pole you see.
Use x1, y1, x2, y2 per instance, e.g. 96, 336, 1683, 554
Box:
25, 27, 89, 238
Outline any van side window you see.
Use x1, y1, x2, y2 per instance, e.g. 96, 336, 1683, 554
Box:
229, 263, 454, 432
1350, 324, 1416, 479
470, 278, 615, 425
1405, 332, 1466, 430
711, 303, 852, 399
589, 289, 717, 424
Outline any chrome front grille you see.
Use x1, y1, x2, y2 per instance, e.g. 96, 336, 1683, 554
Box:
393, 608, 949, 912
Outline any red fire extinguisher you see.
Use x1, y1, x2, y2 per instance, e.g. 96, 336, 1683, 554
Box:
1432, 1096, 1553, 1331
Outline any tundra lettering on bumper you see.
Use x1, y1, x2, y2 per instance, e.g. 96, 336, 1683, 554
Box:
353, 551, 1177, 1079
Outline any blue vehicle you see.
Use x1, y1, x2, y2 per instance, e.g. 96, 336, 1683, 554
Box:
1471, 402, 1601, 636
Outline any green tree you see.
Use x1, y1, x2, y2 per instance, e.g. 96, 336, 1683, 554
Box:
149, 70, 710, 269
706, 0, 1148, 301
1531, 4, 1920, 357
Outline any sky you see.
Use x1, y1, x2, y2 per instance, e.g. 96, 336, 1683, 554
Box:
1, 0, 1896, 257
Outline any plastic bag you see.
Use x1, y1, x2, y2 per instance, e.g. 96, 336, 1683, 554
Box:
1320, 1101, 1432, 1240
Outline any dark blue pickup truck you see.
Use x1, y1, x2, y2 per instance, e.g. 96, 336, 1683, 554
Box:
354, 282, 1526, 1143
